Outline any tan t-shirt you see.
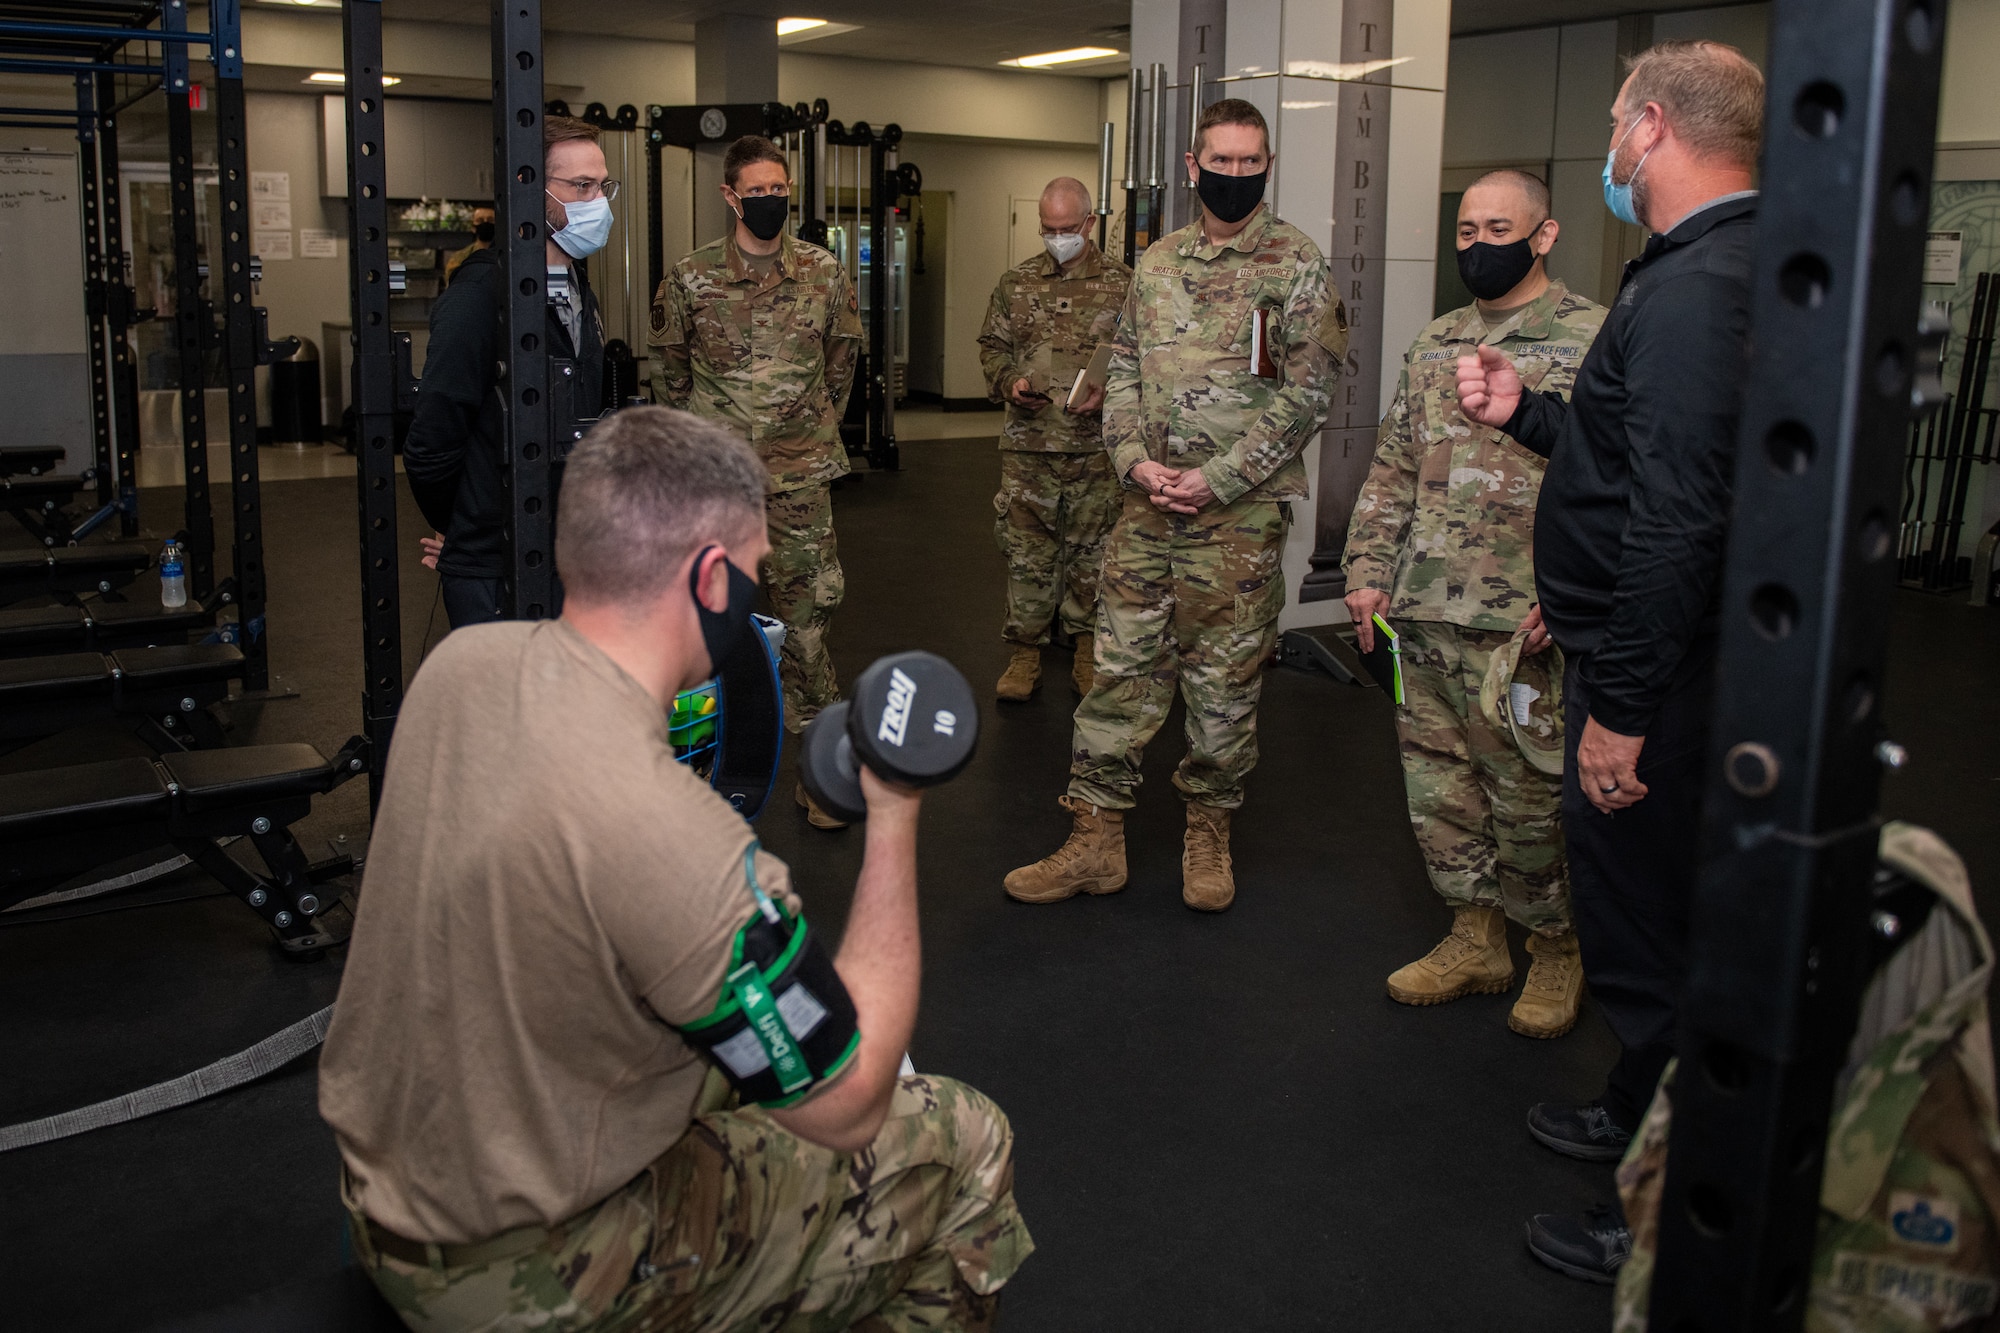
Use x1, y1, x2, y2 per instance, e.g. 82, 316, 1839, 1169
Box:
318, 619, 798, 1244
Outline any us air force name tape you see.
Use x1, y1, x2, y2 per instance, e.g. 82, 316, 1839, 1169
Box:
675, 845, 859, 1107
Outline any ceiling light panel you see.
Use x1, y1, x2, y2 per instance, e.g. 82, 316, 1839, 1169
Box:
1003, 46, 1123, 68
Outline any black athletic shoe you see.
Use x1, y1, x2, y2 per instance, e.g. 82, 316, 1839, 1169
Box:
1526, 1101, 1632, 1162
1525, 1203, 1632, 1284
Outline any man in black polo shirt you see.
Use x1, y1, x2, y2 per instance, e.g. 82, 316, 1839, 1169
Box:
1455, 39, 1764, 1281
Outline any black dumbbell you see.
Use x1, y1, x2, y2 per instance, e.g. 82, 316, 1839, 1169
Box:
798, 651, 979, 822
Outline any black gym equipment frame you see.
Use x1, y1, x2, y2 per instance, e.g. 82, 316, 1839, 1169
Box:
1648, 1, 1949, 1328
0, 0, 285, 691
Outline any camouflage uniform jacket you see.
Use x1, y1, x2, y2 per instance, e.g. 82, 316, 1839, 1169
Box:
1343, 280, 1606, 631
650, 232, 863, 493
1104, 207, 1347, 507
1614, 822, 2000, 1332
976, 242, 1133, 452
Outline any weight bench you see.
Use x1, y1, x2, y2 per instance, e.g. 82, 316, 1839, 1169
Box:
0, 545, 151, 606
1, 472, 92, 546
0, 737, 369, 954
0, 445, 64, 477
0, 643, 245, 748
0, 599, 217, 660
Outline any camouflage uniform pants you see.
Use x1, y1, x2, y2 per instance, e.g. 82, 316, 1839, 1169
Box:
1068, 493, 1288, 811
349, 1074, 1033, 1333
765, 483, 844, 730
993, 450, 1120, 646
1393, 619, 1570, 936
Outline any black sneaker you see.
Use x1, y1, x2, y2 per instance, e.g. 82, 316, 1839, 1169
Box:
1526, 1101, 1632, 1162
1525, 1203, 1632, 1284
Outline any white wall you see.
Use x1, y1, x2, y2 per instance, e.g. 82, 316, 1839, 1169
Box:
901, 135, 1102, 400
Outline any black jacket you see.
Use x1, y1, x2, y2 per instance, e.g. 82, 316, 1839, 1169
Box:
1507, 195, 1757, 736
403, 248, 604, 579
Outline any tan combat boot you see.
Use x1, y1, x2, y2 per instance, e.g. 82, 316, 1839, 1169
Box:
995, 646, 1041, 702
1072, 642, 1097, 696
1182, 803, 1235, 912
1386, 906, 1514, 1005
1509, 931, 1585, 1038
1004, 796, 1126, 902
795, 781, 849, 831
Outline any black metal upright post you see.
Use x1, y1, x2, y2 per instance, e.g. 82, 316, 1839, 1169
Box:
98, 70, 141, 538
212, 0, 269, 689
75, 73, 115, 511
494, 0, 554, 618
645, 108, 664, 309
163, 0, 214, 598
343, 0, 402, 805
1648, 2, 1949, 1328
866, 137, 896, 471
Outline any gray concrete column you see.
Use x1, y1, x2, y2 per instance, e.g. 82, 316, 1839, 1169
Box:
692, 14, 779, 245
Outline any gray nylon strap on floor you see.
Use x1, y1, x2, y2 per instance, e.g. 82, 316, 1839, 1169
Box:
0, 1005, 335, 1153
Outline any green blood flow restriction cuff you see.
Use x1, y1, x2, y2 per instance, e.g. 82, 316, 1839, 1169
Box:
675, 846, 860, 1107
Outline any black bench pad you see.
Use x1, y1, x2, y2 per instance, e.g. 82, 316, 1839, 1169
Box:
0, 446, 64, 477
162, 743, 333, 813
0, 756, 170, 838
0, 601, 215, 657
113, 643, 245, 686
1, 475, 87, 500
0, 604, 89, 652
0, 651, 109, 702
1, 545, 151, 602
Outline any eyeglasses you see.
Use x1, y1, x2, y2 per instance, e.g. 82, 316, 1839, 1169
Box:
1038, 225, 1089, 238
549, 175, 620, 201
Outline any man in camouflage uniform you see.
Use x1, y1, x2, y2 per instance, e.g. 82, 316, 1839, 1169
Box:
977, 177, 1133, 702
1005, 100, 1345, 913
1586, 822, 2000, 1327
651, 134, 862, 829
1342, 170, 1607, 1039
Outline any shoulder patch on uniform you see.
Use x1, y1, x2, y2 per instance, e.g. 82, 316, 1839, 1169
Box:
1890, 1194, 1960, 1251
1313, 298, 1350, 356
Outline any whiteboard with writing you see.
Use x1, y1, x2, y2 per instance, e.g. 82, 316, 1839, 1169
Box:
0, 152, 91, 464
0, 152, 87, 355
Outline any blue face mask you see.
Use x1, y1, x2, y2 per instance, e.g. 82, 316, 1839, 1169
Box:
1601, 113, 1656, 228
548, 192, 613, 259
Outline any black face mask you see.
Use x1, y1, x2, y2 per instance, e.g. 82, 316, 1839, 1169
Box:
474, 220, 495, 244
689, 547, 759, 676
1195, 167, 1267, 224
736, 194, 790, 242
1456, 238, 1539, 302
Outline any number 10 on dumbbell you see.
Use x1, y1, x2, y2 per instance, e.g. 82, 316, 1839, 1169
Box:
798, 652, 979, 823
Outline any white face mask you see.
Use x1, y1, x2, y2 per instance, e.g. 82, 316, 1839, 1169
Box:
1042, 231, 1086, 265
548, 192, 613, 259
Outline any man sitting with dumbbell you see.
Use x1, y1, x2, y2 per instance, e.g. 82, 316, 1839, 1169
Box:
320, 407, 1032, 1331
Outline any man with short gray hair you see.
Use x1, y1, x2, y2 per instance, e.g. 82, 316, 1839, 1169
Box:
1456, 38, 1763, 1281
977, 176, 1133, 701
323, 407, 1032, 1328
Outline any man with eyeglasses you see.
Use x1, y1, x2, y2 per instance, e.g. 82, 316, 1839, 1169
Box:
977, 177, 1132, 702
650, 134, 863, 831
404, 115, 611, 628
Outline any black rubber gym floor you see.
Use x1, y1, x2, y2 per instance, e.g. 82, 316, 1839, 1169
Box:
2, 444, 1995, 1331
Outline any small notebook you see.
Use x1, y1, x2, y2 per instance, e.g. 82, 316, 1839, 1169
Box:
1067, 341, 1116, 410
1249, 308, 1279, 380
1357, 613, 1404, 705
